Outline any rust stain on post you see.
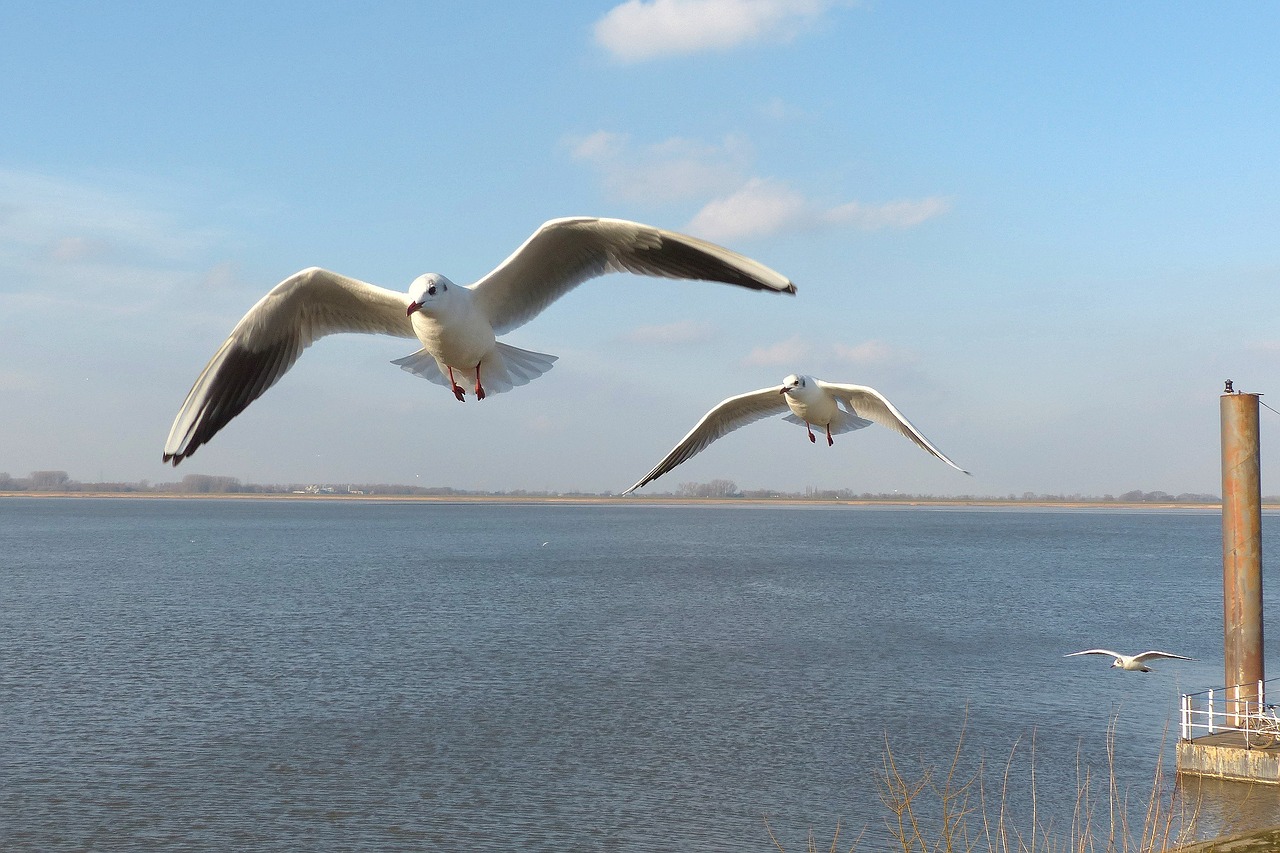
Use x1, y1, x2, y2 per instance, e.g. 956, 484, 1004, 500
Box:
1222, 388, 1265, 724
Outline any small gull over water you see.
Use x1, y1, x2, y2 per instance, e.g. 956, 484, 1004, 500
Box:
624, 373, 967, 494
1065, 649, 1195, 672
162, 217, 796, 465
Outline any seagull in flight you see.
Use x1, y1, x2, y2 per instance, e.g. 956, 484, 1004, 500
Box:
162, 217, 796, 465
624, 374, 967, 494
1065, 649, 1195, 672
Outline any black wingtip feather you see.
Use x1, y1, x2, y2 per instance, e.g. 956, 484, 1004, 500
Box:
166, 337, 298, 465
640, 236, 795, 293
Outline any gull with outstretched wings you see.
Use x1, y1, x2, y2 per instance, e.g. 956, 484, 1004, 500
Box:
162, 217, 797, 465
624, 374, 967, 494
1065, 649, 1195, 672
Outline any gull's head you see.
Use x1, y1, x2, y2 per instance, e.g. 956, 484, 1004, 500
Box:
406, 273, 455, 316
780, 374, 808, 396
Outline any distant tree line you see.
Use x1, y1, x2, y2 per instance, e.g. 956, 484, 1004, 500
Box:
676, 479, 740, 498
663, 483, 1224, 503
0, 471, 1231, 503
0, 471, 575, 498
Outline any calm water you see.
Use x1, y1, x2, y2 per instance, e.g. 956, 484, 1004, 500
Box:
3, 498, 1279, 851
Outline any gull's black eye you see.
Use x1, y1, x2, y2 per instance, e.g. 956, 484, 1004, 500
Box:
427, 284, 437, 296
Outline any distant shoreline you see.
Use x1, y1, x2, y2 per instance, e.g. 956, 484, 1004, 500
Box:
0, 491, 1235, 510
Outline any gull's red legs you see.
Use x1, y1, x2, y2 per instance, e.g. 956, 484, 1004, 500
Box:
474, 362, 486, 401
446, 366, 466, 402
826, 424, 834, 446
806, 423, 816, 443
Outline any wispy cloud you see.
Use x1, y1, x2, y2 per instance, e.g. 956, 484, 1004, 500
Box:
567, 131, 750, 204
0, 368, 39, 392
758, 96, 806, 122
832, 339, 914, 366
524, 414, 565, 433
687, 177, 951, 241
49, 236, 115, 263
593, 0, 845, 63
0, 169, 225, 304
742, 335, 816, 367
744, 337, 915, 369
623, 320, 718, 345
566, 133, 949, 241
0, 170, 217, 271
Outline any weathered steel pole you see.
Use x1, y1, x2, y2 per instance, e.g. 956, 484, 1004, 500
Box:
1221, 383, 1265, 724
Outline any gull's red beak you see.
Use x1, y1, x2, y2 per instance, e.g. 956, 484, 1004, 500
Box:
406, 301, 421, 317
779, 386, 789, 394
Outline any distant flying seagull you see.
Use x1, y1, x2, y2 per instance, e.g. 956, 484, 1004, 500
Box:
623, 374, 967, 494
162, 217, 796, 465
1065, 649, 1195, 672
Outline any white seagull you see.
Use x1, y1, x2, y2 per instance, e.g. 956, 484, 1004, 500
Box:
623, 374, 967, 494
1065, 649, 1195, 672
162, 217, 796, 465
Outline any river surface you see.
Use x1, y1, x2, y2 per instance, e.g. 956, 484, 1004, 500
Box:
3, 498, 1278, 850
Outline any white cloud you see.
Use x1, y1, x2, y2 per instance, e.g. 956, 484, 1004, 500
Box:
565, 134, 948, 240
623, 320, 718, 345
0, 170, 217, 271
50, 236, 115, 263
567, 131, 751, 204
687, 177, 951, 241
0, 169, 225, 305
593, 0, 841, 63
524, 414, 564, 433
833, 339, 898, 365
745, 337, 916, 370
825, 196, 953, 230
0, 368, 39, 391
569, 130, 627, 162
742, 335, 815, 367
759, 96, 806, 122
686, 178, 808, 240
199, 261, 244, 293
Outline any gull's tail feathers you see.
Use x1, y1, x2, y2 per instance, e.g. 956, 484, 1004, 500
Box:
391, 343, 558, 395
391, 349, 451, 388
782, 409, 873, 436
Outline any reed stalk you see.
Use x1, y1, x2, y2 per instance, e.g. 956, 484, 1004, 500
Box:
766, 717, 1195, 853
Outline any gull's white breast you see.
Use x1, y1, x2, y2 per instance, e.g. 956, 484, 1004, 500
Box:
410, 288, 496, 369
785, 388, 840, 426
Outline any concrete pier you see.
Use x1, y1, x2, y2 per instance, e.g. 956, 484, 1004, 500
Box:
1176, 733, 1280, 785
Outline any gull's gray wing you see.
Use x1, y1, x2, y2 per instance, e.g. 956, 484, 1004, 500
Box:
1065, 649, 1122, 658
816, 381, 968, 474
163, 267, 415, 465
623, 387, 788, 494
470, 217, 796, 335
1131, 651, 1195, 662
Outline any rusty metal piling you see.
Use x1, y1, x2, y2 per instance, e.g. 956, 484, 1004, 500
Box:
1221, 385, 1265, 724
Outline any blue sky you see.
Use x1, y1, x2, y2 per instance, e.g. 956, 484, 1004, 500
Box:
2, 1, 1278, 495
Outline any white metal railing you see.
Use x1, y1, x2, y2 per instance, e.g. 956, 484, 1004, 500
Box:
1181, 677, 1280, 746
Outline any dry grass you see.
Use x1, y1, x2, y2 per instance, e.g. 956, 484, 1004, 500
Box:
764, 817, 866, 853
766, 718, 1194, 853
